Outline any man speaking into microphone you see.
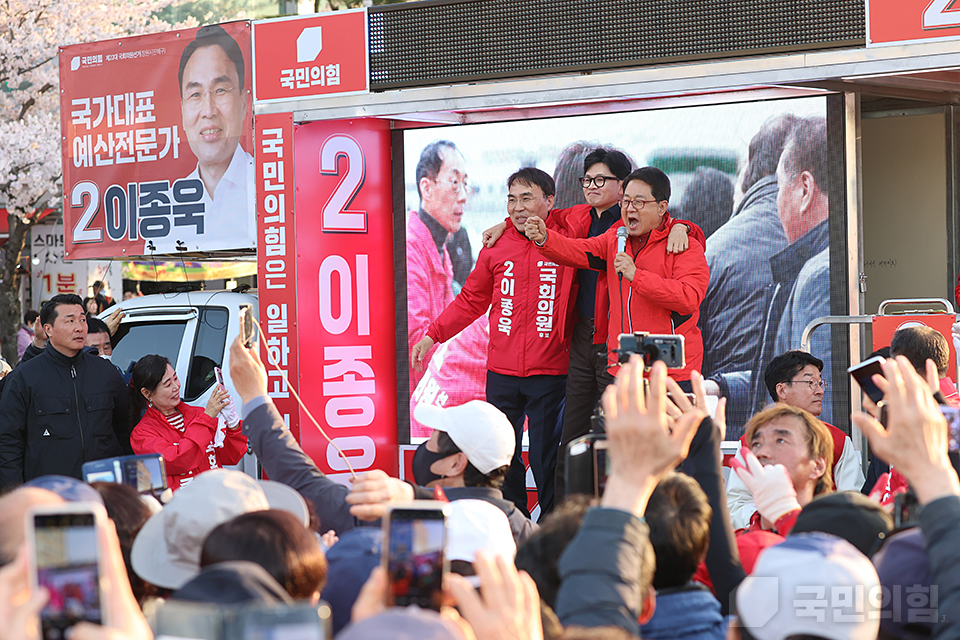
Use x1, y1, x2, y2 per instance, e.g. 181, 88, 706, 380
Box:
525, 166, 710, 387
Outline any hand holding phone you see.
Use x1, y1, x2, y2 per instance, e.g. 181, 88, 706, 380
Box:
239, 305, 256, 349
27, 502, 109, 636
25, 503, 152, 640
383, 502, 448, 610
848, 356, 885, 404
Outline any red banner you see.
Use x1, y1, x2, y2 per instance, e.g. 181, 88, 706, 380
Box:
255, 113, 300, 439
872, 314, 957, 381
868, 0, 960, 45
294, 119, 398, 480
59, 22, 255, 259
253, 11, 368, 103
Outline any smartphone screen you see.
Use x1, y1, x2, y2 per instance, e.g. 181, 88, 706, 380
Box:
942, 405, 960, 452
385, 507, 446, 610
123, 455, 167, 493
848, 356, 885, 404
215, 366, 225, 387
33, 511, 103, 637
593, 440, 610, 498
240, 305, 256, 348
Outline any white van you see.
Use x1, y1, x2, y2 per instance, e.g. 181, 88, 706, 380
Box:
101, 290, 259, 475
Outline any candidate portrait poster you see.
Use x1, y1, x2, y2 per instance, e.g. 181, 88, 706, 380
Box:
60, 22, 254, 260
401, 96, 843, 441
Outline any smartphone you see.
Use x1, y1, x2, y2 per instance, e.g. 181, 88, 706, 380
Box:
894, 491, 920, 528
383, 502, 449, 610
215, 366, 225, 387
593, 439, 610, 497
231, 603, 331, 640
82, 453, 167, 495
239, 305, 256, 348
27, 502, 109, 638
942, 405, 960, 452
848, 355, 885, 404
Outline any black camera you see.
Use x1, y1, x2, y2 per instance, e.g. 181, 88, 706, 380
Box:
564, 434, 608, 499
617, 332, 685, 369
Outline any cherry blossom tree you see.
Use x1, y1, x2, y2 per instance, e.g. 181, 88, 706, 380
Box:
0, 0, 189, 364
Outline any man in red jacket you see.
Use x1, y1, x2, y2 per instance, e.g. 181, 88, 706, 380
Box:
412, 168, 575, 516
526, 166, 709, 385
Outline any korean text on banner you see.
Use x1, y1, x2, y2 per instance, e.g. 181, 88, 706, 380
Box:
253, 10, 368, 102
294, 119, 398, 480
59, 22, 256, 259
255, 113, 300, 439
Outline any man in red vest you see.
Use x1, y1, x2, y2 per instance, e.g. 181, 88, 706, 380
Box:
726, 350, 864, 528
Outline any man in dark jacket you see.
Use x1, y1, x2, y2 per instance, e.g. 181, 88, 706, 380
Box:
699, 114, 797, 380
708, 117, 833, 435
0, 294, 131, 488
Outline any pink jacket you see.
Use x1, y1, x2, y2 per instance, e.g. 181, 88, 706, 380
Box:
406, 213, 455, 393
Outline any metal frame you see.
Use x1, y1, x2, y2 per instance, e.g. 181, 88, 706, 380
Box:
255, 39, 960, 124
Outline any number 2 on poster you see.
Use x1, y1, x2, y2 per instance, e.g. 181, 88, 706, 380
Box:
320, 134, 367, 233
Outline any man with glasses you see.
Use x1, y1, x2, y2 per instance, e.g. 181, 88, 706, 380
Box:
407, 140, 472, 395
485, 149, 697, 502
526, 166, 709, 388
412, 168, 574, 517
725, 350, 864, 528
175, 24, 253, 251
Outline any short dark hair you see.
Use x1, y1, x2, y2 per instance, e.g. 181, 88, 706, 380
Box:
515, 495, 593, 608
623, 167, 671, 203
40, 294, 84, 327
415, 140, 459, 199
780, 117, 829, 194
86, 317, 110, 335
645, 472, 712, 590
891, 326, 949, 377
583, 148, 632, 181
507, 167, 556, 198
178, 24, 246, 97
23, 309, 38, 325
200, 510, 327, 600
678, 166, 734, 239
435, 431, 508, 490
764, 350, 825, 402
741, 114, 801, 193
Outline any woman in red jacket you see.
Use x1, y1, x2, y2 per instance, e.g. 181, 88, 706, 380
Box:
129, 355, 247, 491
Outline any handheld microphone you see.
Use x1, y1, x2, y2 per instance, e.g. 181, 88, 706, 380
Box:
616, 227, 628, 281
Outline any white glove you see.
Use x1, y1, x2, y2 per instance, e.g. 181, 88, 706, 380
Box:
730, 446, 801, 523
221, 394, 241, 429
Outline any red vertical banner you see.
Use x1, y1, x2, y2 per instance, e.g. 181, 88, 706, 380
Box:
293, 119, 399, 480
255, 113, 300, 438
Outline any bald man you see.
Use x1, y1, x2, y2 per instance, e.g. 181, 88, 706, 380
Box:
0, 487, 63, 566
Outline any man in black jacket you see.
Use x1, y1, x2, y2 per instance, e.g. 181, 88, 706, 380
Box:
0, 294, 130, 488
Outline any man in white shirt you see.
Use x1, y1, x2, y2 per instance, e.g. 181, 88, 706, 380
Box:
162, 24, 254, 252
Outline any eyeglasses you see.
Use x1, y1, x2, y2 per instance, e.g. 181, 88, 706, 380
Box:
507, 195, 540, 208
183, 86, 237, 108
436, 176, 469, 193
620, 197, 657, 210
784, 379, 827, 391
579, 175, 618, 188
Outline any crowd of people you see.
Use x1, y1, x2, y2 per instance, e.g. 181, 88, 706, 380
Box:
0, 330, 958, 640
0, 115, 958, 638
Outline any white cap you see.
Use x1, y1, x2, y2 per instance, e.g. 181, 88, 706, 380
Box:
736, 532, 880, 640
414, 400, 515, 475
447, 499, 516, 564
